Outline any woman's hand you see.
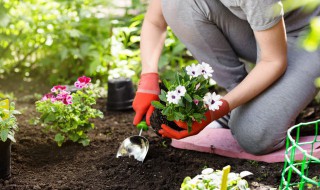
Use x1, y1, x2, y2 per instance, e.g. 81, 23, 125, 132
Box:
159, 99, 230, 139
133, 0, 167, 126
132, 73, 160, 126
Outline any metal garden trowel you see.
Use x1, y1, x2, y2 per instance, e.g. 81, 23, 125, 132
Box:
116, 121, 149, 162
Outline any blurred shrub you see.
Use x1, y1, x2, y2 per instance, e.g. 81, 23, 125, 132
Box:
0, 0, 113, 84
0, 0, 196, 87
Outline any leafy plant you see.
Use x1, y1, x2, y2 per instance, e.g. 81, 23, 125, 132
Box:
0, 0, 113, 84
152, 62, 221, 132
180, 167, 252, 190
0, 99, 20, 142
35, 76, 104, 146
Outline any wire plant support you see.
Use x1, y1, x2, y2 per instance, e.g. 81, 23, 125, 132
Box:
280, 119, 320, 190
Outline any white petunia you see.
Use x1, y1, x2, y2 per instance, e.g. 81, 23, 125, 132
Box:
175, 85, 186, 97
199, 62, 214, 79
186, 64, 201, 77
203, 92, 223, 111
166, 91, 181, 104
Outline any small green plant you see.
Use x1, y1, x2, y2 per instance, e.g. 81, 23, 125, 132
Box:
0, 99, 20, 142
35, 76, 104, 146
180, 167, 252, 190
152, 62, 221, 132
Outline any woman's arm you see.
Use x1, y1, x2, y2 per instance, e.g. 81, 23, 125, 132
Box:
140, 0, 168, 74
223, 18, 287, 110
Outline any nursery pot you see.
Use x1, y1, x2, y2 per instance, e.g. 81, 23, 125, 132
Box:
107, 78, 135, 111
0, 140, 11, 179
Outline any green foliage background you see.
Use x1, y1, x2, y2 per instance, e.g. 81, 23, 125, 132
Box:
0, 0, 319, 88
0, 0, 194, 87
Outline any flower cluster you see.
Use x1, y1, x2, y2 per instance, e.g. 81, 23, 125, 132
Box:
180, 167, 252, 190
74, 76, 91, 89
166, 85, 186, 104
152, 62, 222, 131
41, 76, 92, 105
35, 76, 103, 146
186, 62, 214, 79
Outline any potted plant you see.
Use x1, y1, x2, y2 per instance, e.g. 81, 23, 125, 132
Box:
35, 76, 104, 147
150, 62, 222, 133
0, 99, 20, 180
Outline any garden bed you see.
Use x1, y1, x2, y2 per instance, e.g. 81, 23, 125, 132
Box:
0, 97, 319, 190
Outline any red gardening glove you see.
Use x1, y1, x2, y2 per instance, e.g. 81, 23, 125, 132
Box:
132, 73, 160, 126
159, 99, 230, 139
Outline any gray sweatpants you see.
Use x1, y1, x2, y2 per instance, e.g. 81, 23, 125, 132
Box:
161, 0, 320, 155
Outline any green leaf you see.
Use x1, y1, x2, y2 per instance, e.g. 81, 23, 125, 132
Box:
162, 106, 171, 116
80, 139, 90, 146
163, 80, 170, 90
54, 134, 65, 146
159, 93, 167, 102
152, 101, 165, 109
0, 129, 9, 142
44, 113, 56, 123
193, 95, 202, 101
184, 93, 192, 102
175, 72, 181, 85
174, 112, 185, 121
193, 113, 206, 121
172, 43, 186, 55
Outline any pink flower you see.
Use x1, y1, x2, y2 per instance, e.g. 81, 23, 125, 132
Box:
63, 95, 73, 105
51, 85, 67, 93
50, 97, 57, 103
74, 76, 91, 89
193, 99, 199, 105
41, 93, 55, 101
78, 76, 91, 84
74, 81, 84, 89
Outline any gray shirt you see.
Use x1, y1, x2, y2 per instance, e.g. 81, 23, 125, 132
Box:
219, 0, 320, 35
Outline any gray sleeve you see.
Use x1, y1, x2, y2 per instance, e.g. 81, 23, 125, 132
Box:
239, 0, 284, 31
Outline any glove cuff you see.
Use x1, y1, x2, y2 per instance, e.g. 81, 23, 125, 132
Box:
137, 73, 160, 94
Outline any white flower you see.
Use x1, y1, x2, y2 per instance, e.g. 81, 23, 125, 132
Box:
199, 62, 214, 79
166, 91, 181, 104
186, 64, 201, 77
203, 92, 223, 111
175, 85, 186, 97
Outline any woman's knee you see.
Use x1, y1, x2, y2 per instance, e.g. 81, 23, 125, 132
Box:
229, 107, 288, 155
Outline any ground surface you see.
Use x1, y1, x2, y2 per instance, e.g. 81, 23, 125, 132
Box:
0, 78, 320, 190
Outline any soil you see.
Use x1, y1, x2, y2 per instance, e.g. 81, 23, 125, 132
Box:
0, 78, 320, 190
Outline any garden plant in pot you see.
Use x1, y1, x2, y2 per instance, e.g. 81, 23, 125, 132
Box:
35, 76, 104, 147
0, 99, 20, 180
150, 62, 223, 135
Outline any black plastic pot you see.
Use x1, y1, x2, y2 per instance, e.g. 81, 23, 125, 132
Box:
0, 140, 11, 180
106, 78, 135, 111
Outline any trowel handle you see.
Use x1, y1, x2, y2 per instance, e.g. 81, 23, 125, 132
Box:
136, 120, 148, 131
